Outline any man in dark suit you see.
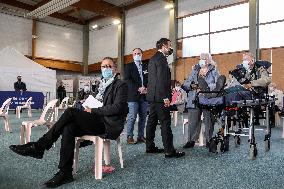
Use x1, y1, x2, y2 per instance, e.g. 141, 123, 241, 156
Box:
146, 38, 185, 158
14, 75, 27, 91
9, 57, 128, 188
124, 48, 148, 144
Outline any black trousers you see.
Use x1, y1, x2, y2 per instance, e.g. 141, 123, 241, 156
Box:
37, 108, 105, 173
146, 102, 175, 154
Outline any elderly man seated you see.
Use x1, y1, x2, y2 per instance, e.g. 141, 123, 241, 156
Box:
9, 57, 128, 188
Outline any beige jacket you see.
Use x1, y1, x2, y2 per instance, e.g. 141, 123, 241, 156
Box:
250, 66, 271, 87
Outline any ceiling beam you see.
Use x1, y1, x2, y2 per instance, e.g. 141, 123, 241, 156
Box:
73, 7, 85, 24
87, 15, 105, 23
33, 0, 52, 9
1, 0, 83, 25
73, 0, 122, 19
125, 0, 156, 10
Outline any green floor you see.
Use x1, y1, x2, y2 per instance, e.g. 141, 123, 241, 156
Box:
1, 110, 284, 189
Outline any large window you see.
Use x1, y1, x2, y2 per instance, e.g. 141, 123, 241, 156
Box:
183, 12, 209, 37
211, 28, 249, 54
259, 0, 284, 23
210, 3, 249, 32
181, 3, 249, 57
183, 35, 209, 57
259, 0, 284, 48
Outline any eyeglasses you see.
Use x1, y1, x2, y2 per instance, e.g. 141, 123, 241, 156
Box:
101, 65, 112, 69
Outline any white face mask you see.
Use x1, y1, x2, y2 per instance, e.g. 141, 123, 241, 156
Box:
175, 86, 180, 90
199, 59, 206, 67
242, 60, 250, 70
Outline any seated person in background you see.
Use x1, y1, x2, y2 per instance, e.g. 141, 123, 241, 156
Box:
182, 53, 225, 149
269, 83, 283, 111
268, 83, 283, 126
57, 81, 66, 103
9, 57, 128, 188
14, 75, 27, 91
236, 52, 272, 125
170, 81, 187, 113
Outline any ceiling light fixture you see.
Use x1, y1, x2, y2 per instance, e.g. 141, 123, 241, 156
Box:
165, 4, 174, 10
92, 24, 98, 29
26, 0, 80, 19
113, 19, 121, 25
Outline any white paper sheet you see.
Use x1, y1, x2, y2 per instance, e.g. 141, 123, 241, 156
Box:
82, 95, 103, 109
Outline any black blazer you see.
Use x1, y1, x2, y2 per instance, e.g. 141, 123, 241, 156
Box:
91, 77, 128, 140
146, 51, 171, 103
14, 81, 27, 91
124, 61, 148, 102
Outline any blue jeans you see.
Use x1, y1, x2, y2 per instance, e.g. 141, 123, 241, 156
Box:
127, 99, 148, 138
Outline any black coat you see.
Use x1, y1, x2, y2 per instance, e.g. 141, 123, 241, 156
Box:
146, 51, 171, 103
14, 81, 27, 91
124, 61, 148, 102
91, 77, 128, 140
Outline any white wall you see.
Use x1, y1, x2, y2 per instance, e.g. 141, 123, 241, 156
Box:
37, 22, 83, 62
178, 0, 244, 17
88, 18, 118, 64
125, 1, 169, 54
0, 13, 32, 55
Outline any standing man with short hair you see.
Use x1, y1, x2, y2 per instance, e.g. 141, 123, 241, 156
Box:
14, 75, 27, 91
145, 38, 185, 158
124, 48, 148, 144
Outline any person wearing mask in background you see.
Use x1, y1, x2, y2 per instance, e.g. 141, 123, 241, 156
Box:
124, 48, 148, 144
170, 81, 187, 114
57, 81, 67, 103
182, 53, 225, 148
146, 38, 185, 158
268, 83, 283, 126
9, 57, 128, 188
14, 75, 27, 91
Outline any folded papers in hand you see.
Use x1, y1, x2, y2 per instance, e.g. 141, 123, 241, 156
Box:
82, 95, 103, 109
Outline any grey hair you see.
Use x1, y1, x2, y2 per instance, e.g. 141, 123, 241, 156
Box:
200, 53, 217, 67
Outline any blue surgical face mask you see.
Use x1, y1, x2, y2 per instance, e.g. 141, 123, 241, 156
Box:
134, 54, 142, 62
199, 59, 206, 67
242, 60, 250, 70
101, 68, 113, 79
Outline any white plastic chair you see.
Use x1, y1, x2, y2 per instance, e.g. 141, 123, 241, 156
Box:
20, 99, 58, 144
55, 97, 69, 121
73, 135, 124, 180
16, 97, 32, 119
0, 98, 12, 132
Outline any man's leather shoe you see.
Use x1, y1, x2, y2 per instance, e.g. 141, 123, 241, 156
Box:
44, 171, 74, 188
9, 142, 44, 159
183, 141, 195, 148
146, 146, 164, 153
165, 151, 185, 158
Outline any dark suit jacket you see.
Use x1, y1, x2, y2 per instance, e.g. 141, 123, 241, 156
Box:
14, 81, 27, 91
146, 51, 171, 103
91, 77, 128, 140
124, 61, 148, 102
